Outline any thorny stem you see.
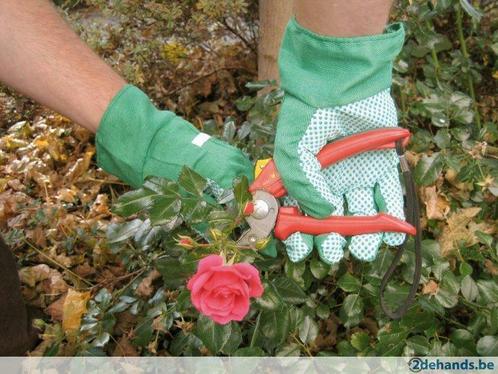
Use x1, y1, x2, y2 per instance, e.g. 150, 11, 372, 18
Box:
455, 4, 482, 130
425, 20, 441, 85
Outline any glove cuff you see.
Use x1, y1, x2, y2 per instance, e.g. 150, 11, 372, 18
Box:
96, 84, 172, 187
278, 18, 405, 108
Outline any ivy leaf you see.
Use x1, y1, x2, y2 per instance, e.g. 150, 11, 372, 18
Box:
351, 332, 370, 351
406, 335, 430, 356
310, 258, 330, 280
476, 336, 498, 356
435, 271, 460, 308
298, 315, 318, 344
340, 294, 364, 327
195, 315, 241, 354
178, 166, 207, 196
251, 307, 290, 351
376, 322, 409, 356
414, 153, 445, 186
477, 280, 498, 304
234, 347, 265, 356
275, 343, 301, 356
461, 275, 479, 301
337, 273, 361, 293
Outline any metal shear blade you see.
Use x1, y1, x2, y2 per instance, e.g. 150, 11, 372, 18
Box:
237, 190, 279, 248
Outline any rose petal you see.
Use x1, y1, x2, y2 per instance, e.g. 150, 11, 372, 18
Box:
202, 270, 242, 291
197, 255, 224, 274
233, 263, 264, 297
230, 294, 250, 320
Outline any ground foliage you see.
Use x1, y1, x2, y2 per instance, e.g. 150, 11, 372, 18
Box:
0, 0, 497, 357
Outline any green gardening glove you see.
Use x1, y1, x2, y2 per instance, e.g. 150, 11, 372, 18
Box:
275, 19, 407, 264
95, 85, 252, 195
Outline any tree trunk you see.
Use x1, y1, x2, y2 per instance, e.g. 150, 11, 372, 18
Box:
258, 0, 294, 82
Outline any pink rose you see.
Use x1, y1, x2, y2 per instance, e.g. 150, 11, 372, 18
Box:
187, 255, 264, 325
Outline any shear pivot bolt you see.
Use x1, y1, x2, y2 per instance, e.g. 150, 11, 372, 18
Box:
252, 200, 270, 219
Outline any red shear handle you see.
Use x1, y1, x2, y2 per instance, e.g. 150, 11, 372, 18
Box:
274, 207, 416, 241
249, 128, 410, 197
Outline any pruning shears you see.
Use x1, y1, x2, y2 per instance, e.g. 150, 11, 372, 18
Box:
238, 127, 422, 319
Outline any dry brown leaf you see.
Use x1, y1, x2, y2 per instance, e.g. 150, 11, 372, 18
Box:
422, 280, 439, 295
64, 146, 95, 184
484, 260, 498, 276
112, 336, 138, 357
135, 269, 161, 298
62, 288, 91, 335
45, 294, 67, 321
421, 186, 450, 220
439, 207, 482, 257
40, 269, 69, 296
19, 264, 51, 288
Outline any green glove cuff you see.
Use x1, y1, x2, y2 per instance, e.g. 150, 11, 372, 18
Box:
278, 18, 405, 108
96, 85, 167, 187
96, 85, 252, 189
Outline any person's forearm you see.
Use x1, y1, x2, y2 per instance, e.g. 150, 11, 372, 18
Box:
294, 0, 393, 37
0, 0, 125, 133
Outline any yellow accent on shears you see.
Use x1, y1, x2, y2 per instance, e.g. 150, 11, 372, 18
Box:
254, 158, 272, 179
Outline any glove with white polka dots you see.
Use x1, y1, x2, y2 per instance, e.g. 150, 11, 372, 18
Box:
274, 18, 407, 264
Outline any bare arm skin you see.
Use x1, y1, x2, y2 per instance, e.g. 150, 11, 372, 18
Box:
294, 0, 393, 37
0, 0, 125, 133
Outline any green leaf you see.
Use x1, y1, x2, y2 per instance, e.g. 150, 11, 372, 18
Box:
275, 343, 301, 356
178, 166, 207, 196
461, 275, 479, 301
195, 315, 241, 354
310, 258, 330, 279
316, 304, 330, 320
376, 322, 409, 356
476, 336, 498, 356
477, 280, 498, 304
272, 277, 308, 305
406, 335, 430, 356
351, 332, 370, 351
434, 129, 451, 149
298, 315, 318, 344
340, 294, 364, 327
107, 219, 143, 244
459, 262, 473, 277
414, 153, 445, 186
234, 347, 265, 356
149, 195, 181, 225
254, 280, 282, 310
155, 255, 197, 289
233, 175, 251, 207
337, 273, 361, 293
251, 307, 290, 351
435, 271, 460, 308
451, 329, 475, 349
112, 189, 156, 217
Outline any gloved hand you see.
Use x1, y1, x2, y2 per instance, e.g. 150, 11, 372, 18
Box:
95, 85, 252, 194
274, 18, 407, 264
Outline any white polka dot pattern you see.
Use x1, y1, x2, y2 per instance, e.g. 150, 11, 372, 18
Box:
283, 89, 406, 264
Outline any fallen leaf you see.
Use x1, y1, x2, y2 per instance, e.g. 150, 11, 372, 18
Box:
484, 260, 498, 276
19, 264, 51, 288
422, 280, 439, 295
421, 186, 450, 220
112, 336, 138, 356
135, 269, 161, 298
439, 207, 482, 257
62, 289, 91, 335
45, 294, 67, 321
